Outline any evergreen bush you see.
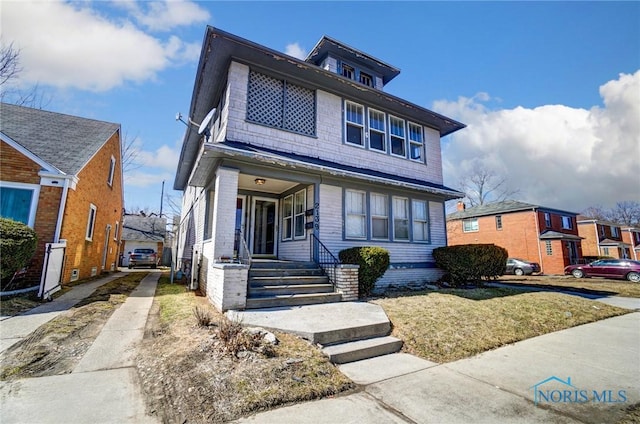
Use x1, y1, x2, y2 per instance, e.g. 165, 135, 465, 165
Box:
339, 246, 390, 297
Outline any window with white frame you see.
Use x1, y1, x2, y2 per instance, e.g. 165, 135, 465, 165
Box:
370, 193, 388, 240
611, 226, 619, 238
359, 71, 373, 87
561, 216, 573, 229
463, 218, 479, 232
86, 204, 97, 241
114, 221, 119, 241
345, 101, 364, 146
282, 195, 293, 240
342, 63, 355, 79
544, 212, 552, 227
389, 116, 406, 157
368, 109, 386, 152
408, 122, 424, 162
108, 155, 116, 186
0, 183, 39, 227
393, 197, 409, 240
412, 200, 429, 242
294, 190, 306, 239
345, 190, 366, 239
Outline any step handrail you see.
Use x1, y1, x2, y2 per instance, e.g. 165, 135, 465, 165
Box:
310, 233, 339, 287
234, 229, 252, 266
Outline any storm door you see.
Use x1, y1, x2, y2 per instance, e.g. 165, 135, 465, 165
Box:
250, 197, 278, 257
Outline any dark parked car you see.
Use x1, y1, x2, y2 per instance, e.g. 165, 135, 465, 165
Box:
128, 248, 158, 269
505, 258, 541, 276
564, 259, 640, 283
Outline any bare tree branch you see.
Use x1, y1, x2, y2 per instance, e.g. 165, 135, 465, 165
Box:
0, 41, 21, 87
1, 40, 52, 108
582, 201, 640, 226
122, 131, 143, 173
457, 164, 519, 207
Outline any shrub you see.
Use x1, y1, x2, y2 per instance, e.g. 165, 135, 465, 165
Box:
433, 244, 507, 287
339, 246, 390, 297
193, 305, 213, 327
0, 218, 38, 283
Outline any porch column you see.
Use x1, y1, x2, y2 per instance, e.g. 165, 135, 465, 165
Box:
211, 167, 239, 261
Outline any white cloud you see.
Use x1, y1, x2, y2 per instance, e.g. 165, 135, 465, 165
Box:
118, 0, 210, 32
285, 42, 307, 60
2, 1, 202, 91
437, 70, 640, 212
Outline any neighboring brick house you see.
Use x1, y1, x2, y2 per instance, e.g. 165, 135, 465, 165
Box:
577, 216, 634, 259
447, 200, 583, 275
120, 214, 166, 267
622, 226, 640, 261
0, 103, 123, 290
174, 27, 465, 309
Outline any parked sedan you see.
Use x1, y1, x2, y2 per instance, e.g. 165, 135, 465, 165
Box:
505, 258, 541, 276
564, 259, 640, 283
128, 248, 158, 269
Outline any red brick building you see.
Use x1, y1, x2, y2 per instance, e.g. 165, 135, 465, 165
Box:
447, 200, 583, 275
1, 103, 124, 291
577, 216, 636, 260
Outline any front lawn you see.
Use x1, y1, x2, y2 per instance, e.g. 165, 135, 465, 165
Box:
497, 274, 640, 298
373, 287, 629, 363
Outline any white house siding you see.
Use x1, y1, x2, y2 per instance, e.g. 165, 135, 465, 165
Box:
318, 183, 446, 291
224, 62, 445, 186
278, 184, 314, 262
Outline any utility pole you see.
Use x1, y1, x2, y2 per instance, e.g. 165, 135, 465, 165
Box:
160, 180, 164, 217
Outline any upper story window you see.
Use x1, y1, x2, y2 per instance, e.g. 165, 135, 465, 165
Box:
86, 204, 97, 241
544, 212, 552, 227
0, 183, 39, 227
359, 72, 373, 87
108, 155, 116, 186
368, 109, 386, 152
599, 225, 605, 237
611, 225, 619, 238
247, 70, 316, 136
114, 221, 119, 241
408, 122, 424, 162
496, 215, 503, 230
389, 116, 406, 157
463, 218, 479, 232
561, 216, 573, 230
342, 64, 355, 79
345, 101, 364, 147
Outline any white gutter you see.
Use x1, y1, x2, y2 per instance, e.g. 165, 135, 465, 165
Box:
53, 178, 70, 243
594, 221, 600, 256
533, 209, 544, 273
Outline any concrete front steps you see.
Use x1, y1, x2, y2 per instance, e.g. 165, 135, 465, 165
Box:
246, 261, 341, 309
322, 336, 403, 364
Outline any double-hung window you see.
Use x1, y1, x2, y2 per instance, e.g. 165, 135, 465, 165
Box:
370, 193, 388, 240
282, 190, 306, 240
359, 71, 373, 87
282, 195, 293, 240
389, 116, 406, 157
345, 101, 364, 146
561, 216, 573, 230
345, 190, 366, 239
412, 200, 429, 242
86, 204, 97, 241
342, 64, 355, 79
611, 226, 619, 238
393, 197, 409, 241
368, 109, 386, 152
463, 218, 479, 232
544, 212, 552, 227
408, 122, 424, 162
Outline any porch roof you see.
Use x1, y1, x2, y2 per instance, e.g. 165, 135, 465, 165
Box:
195, 140, 464, 199
599, 238, 630, 247
539, 230, 583, 241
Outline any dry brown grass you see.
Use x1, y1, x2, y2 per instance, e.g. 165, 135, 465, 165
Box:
373, 287, 630, 363
497, 275, 640, 298
137, 278, 354, 423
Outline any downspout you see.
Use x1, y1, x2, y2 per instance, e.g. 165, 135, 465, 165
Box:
533, 209, 544, 273
594, 222, 600, 256
53, 177, 71, 243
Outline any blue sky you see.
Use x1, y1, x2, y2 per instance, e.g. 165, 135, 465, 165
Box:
3, 1, 639, 216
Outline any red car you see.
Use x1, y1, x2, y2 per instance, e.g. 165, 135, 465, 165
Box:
564, 259, 640, 283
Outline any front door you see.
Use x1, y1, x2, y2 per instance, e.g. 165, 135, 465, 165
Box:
250, 197, 277, 257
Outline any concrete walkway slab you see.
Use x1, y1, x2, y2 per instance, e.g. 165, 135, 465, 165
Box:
0, 274, 123, 353
236, 392, 409, 423
74, 273, 158, 372
228, 302, 391, 344
0, 368, 155, 424
338, 353, 437, 385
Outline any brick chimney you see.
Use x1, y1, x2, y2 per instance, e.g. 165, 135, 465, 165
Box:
457, 201, 466, 211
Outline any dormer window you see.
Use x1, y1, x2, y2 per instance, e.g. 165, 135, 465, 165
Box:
359, 72, 373, 87
342, 64, 355, 79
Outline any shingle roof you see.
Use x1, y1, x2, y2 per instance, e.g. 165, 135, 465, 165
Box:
0, 102, 120, 175
121, 215, 167, 242
539, 230, 583, 241
447, 200, 578, 220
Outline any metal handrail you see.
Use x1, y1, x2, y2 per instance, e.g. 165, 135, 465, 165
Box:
310, 233, 339, 286
234, 229, 252, 266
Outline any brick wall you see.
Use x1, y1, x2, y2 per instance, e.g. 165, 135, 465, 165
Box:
60, 131, 123, 282
577, 222, 599, 257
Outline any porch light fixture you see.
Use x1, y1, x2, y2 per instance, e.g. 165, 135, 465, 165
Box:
254, 178, 266, 185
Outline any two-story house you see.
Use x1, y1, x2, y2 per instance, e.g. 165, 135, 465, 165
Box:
0, 103, 123, 296
447, 200, 583, 274
577, 216, 632, 259
174, 27, 465, 310
622, 226, 640, 260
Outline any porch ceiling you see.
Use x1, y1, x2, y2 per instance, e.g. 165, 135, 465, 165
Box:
238, 174, 297, 194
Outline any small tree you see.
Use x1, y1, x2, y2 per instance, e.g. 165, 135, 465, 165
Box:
0, 218, 38, 285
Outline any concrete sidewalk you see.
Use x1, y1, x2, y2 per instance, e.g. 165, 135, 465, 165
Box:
0, 272, 160, 424
239, 312, 640, 424
0, 273, 123, 353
